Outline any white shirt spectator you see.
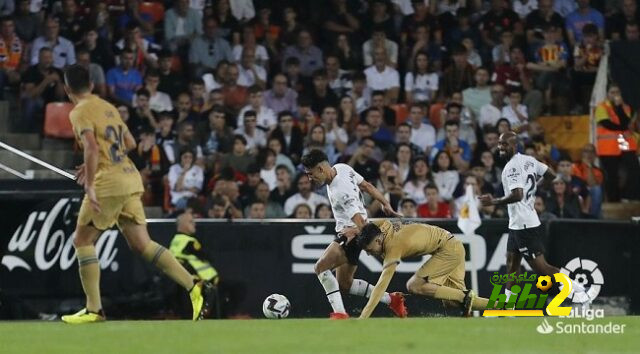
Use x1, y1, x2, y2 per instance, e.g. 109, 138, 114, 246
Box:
234, 126, 267, 150
364, 65, 400, 91
403, 180, 428, 205
433, 170, 459, 201
409, 122, 437, 152
404, 72, 439, 102
391, 0, 416, 15
237, 105, 277, 130
202, 73, 223, 94
363, 39, 399, 66
232, 44, 269, 66
168, 164, 204, 205
163, 144, 203, 165
132, 91, 173, 112
501, 104, 528, 132
238, 64, 267, 87
479, 103, 503, 128
261, 167, 277, 191
230, 0, 255, 21
284, 192, 329, 216
513, 0, 538, 18
30, 36, 76, 68
190, 0, 205, 13
325, 127, 349, 149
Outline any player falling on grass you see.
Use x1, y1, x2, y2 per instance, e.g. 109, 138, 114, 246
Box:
479, 132, 585, 303
60, 64, 211, 324
356, 220, 490, 318
301, 150, 408, 319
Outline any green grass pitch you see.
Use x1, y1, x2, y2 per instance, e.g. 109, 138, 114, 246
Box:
1, 316, 638, 354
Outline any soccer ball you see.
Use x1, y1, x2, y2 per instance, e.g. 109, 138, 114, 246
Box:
262, 294, 291, 319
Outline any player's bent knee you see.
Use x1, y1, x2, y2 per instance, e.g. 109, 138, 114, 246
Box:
406, 277, 422, 294
337, 278, 352, 292
314, 259, 329, 275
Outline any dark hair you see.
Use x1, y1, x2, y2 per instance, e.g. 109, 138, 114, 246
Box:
75, 46, 90, 56
312, 68, 327, 79
285, 56, 301, 66
276, 164, 291, 173
557, 154, 573, 163
297, 95, 312, 107
145, 68, 160, 78
444, 120, 460, 128
136, 87, 150, 98
352, 71, 366, 82
278, 110, 294, 122
424, 183, 439, 192
397, 122, 411, 131
256, 147, 276, 168
233, 134, 247, 145
210, 104, 225, 115
356, 223, 382, 248
314, 203, 332, 219
446, 102, 463, 112
179, 147, 195, 160
158, 49, 173, 59
248, 85, 262, 95
496, 118, 511, 129
301, 149, 328, 169
432, 150, 455, 172
582, 23, 598, 36
400, 198, 417, 208
64, 64, 91, 93
244, 110, 257, 119
371, 90, 385, 98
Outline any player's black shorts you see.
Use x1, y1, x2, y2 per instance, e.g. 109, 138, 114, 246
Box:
507, 226, 546, 260
334, 235, 361, 265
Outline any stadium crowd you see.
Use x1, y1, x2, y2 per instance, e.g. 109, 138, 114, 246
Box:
2, 0, 640, 220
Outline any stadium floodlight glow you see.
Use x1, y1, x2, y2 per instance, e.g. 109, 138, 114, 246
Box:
0, 140, 76, 180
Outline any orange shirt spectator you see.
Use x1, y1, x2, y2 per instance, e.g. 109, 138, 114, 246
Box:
417, 202, 451, 218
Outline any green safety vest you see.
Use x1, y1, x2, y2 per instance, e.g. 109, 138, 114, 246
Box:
169, 233, 219, 284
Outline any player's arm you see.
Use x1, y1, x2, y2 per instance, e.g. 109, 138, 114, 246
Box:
80, 130, 101, 212
123, 130, 137, 153
484, 187, 523, 206
359, 180, 402, 217
480, 164, 525, 206
359, 261, 399, 319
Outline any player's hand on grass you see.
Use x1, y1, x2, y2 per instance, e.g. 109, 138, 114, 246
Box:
479, 194, 494, 206
85, 185, 102, 213
382, 203, 403, 218
75, 164, 86, 186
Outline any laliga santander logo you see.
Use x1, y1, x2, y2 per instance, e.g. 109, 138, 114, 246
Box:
560, 257, 604, 303
1, 198, 119, 272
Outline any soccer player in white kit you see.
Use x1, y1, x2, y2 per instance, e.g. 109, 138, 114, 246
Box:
479, 132, 584, 301
301, 150, 408, 319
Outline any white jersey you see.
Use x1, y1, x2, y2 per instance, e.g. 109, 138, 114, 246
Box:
502, 153, 548, 230
327, 164, 368, 233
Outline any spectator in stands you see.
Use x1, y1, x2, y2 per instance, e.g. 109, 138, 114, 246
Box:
244, 181, 285, 218
237, 47, 266, 89
267, 137, 296, 175
14, 0, 38, 42
202, 59, 227, 94
572, 144, 604, 217
405, 51, 439, 104
609, 0, 640, 40
501, 88, 529, 135
80, 27, 115, 73
269, 110, 304, 163
283, 56, 308, 94
168, 148, 204, 210
432, 150, 460, 201
479, 0, 520, 49
463, 67, 492, 120
479, 83, 506, 129
75, 47, 107, 98
407, 103, 436, 155
30, 17, 75, 69
234, 110, 266, 152
117, 0, 154, 38
337, 95, 359, 136
0, 17, 26, 98
553, 0, 578, 17
129, 126, 170, 206
344, 121, 383, 162
365, 107, 394, 150
284, 174, 329, 216
303, 124, 339, 165
315, 203, 333, 219
334, 32, 362, 72
528, 119, 560, 165
282, 29, 323, 77
155, 111, 175, 146
527, 23, 569, 113
468, 162, 496, 195
535, 195, 557, 221
431, 120, 471, 172
325, 54, 350, 97
233, 24, 269, 68
417, 184, 452, 218
114, 22, 160, 72
625, 22, 640, 41
211, 179, 243, 219
175, 92, 198, 124
364, 46, 400, 103
157, 50, 187, 99
405, 22, 442, 72
189, 17, 233, 77
166, 120, 204, 166
439, 44, 474, 98
20, 47, 65, 132
214, 0, 239, 42
306, 69, 339, 114
493, 46, 542, 119
203, 105, 234, 155
221, 63, 248, 114
188, 78, 208, 113
565, 0, 605, 48
462, 37, 482, 69
403, 157, 432, 205
320, 105, 348, 154
118, 104, 142, 138
346, 137, 379, 182
492, 30, 513, 66
572, 24, 603, 113
292, 204, 313, 219
546, 176, 582, 218
399, 198, 418, 218
360, 90, 396, 128
106, 48, 143, 105
220, 135, 254, 174
362, 0, 396, 39
263, 73, 298, 115
133, 69, 173, 112
323, 0, 361, 42
237, 86, 276, 131
207, 195, 229, 219
57, 0, 84, 44
479, 148, 502, 191
594, 84, 640, 201
496, 118, 512, 136
557, 155, 591, 215
363, 25, 398, 67
131, 88, 158, 130
164, 0, 203, 53
437, 102, 477, 150
246, 200, 266, 219
395, 123, 423, 158
452, 174, 482, 218
270, 164, 295, 206
526, 0, 565, 46
257, 148, 278, 191
395, 142, 414, 184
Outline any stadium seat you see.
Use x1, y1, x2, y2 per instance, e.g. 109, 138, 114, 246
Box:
44, 102, 74, 139
139, 2, 165, 23
391, 104, 409, 126
429, 102, 444, 129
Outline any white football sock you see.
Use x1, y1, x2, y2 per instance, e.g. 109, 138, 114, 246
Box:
349, 279, 391, 305
318, 270, 346, 313
505, 289, 514, 309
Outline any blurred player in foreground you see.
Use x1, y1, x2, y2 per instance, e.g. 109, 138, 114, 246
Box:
356, 220, 490, 319
61, 64, 211, 324
301, 150, 407, 319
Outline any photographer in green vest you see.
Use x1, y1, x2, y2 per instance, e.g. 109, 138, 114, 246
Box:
170, 210, 219, 285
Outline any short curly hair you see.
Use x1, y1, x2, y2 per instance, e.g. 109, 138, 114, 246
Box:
301, 150, 328, 169
356, 223, 383, 248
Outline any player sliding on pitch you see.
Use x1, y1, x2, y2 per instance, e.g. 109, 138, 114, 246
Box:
301, 150, 407, 319
479, 132, 585, 303
60, 64, 211, 323
356, 220, 490, 318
